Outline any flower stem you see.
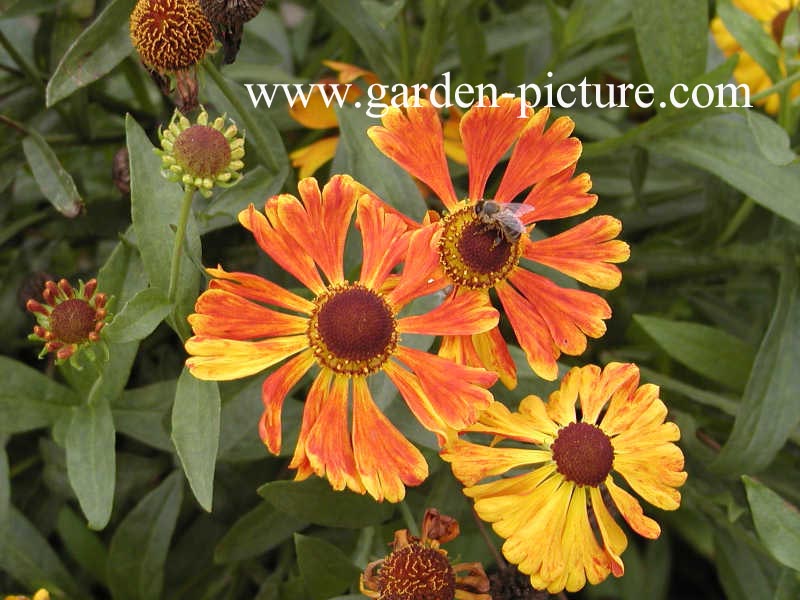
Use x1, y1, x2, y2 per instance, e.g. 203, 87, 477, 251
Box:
399, 500, 419, 537
168, 185, 196, 306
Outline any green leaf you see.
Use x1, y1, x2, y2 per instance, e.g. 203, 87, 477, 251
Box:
66, 397, 116, 530
0, 507, 83, 598
104, 287, 171, 344
107, 471, 183, 600
717, 0, 782, 84
0, 356, 79, 434
632, 0, 707, 104
745, 110, 797, 166
634, 314, 755, 391
333, 104, 426, 221
649, 114, 800, 226
714, 527, 776, 600
112, 380, 175, 451
319, 0, 399, 79
21, 129, 84, 217
714, 262, 800, 474
774, 568, 800, 600
45, 0, 136, 106
56, 505, 109, 586
0, 440, 8, 534
126, 115, 201, 324
258, 478, 394, 528
743, 476, 800, 572
294, 533, 361, 600
214, 501, 308, 564
171, 368, 220, 512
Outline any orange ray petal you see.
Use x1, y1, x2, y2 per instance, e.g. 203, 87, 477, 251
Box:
305, 375, 365, 494
496, 109, 582, 203
523, 166, 597, 224
185, 335, 308, 380
385, 224, 447, 309
189, 289, 308, 339
289, 369, 332, 476
398, 289, 498, 336
351, 378, 428, 502
258, 349, 315, 455
605, 477, 661, 539
368, 102, 458, 209
384, 359, 450, 438
324, 60, 379, 87
239, 203, 326, 295
508, 268, 612, 353
578, 363, 640, 426
602, 382, 662, 436
289, 136, 340, 179
523, 216, 630, 289
473, 327, 517, 389
495, 280, 559, 380
438, 334, 482, 368
462, 400, 551, 445
206, 266, 314, 314
396, 345, 496, 431
614, 451, 685, 510
356, 201, 411, 290
460, 96, 530, 200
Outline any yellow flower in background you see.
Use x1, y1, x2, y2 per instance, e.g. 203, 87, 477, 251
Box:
711, 1, 800, 114
4, 589, 50, 600
288, 61, 466, 178
442, 363, 687, 594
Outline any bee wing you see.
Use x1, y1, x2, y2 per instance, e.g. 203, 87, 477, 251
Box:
502, 202, 536, 218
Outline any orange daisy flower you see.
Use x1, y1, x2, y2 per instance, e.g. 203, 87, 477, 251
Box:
368, 96, 630, 387
441, 363, 687, 594
185, 174, 499, 502
289, 61, 466, 178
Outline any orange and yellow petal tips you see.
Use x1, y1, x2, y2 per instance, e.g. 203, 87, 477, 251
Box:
4, 589, 50, 600
26, 278, 108, 364
368, 96, 629, 387
360, 508, 491, 600
156, 107, 245, 197
441, 362, 687, 594
185, 175, 500, 502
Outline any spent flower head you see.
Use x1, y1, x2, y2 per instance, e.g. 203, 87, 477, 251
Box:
199, 0, 265, 63
26, 278, 108, 363
156, 107, 244, 197
360, 508, 491, 600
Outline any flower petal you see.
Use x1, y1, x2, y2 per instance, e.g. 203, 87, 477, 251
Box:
460, 96, 531, 200
590, 485, 627, 577
545, 367, 580, 426
287, 82, 344, 129
523, 166, 597, 223
357, 200, 411, 289
508, 268, 612, 353
185, 335, 308, 380
239, 202, 326, 295
442, 439, 550, 487
289, 136, 340, 179
473, 326, 517, 389
605, 477, 662, 539
396, 345, 496, 431
351, 378, 428, 502
289, 369, 332, 480
496, 109, 582, 203
305, 375, 365, 494
523, 216, 630, 289
385, 225, 447, 309
384, 360, 450, 437
258, 349, 315, 455
495, 280, 559, 380
368, 102, 458, 209
189, 289, 308, 339
614, 447, 686, 510
398, 289, 498, 336
578, 362, 640, 426
206, 266, 314, 314
463, 400, 553, 445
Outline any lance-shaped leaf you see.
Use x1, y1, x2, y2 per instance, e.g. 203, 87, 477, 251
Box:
743, 476, 800, 572
22, 129, 83, 217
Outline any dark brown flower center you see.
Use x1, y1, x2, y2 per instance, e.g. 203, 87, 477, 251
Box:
379, 543, 456, 600
308, 284, 397, 375
551, 422, 614, 487
173, 125, 231, 178
772, 9, 792, 43
49, 298, 97, 344
439, 204, 521, 290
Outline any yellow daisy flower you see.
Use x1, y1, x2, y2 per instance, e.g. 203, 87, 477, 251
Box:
442, 363, 687, 594
711, 0, 800, 114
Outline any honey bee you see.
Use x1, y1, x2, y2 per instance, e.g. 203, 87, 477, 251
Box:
474, 199, 535, 246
